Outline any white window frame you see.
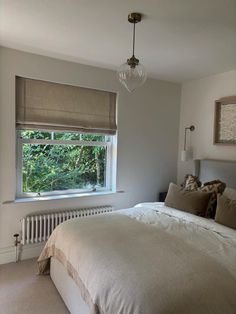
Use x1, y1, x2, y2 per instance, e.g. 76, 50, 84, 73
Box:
16, 130, 117, 199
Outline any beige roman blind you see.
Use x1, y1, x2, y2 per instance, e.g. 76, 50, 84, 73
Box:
16, 76, 117, 135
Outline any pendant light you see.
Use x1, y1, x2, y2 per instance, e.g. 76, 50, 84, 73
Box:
117, 13, 147, 92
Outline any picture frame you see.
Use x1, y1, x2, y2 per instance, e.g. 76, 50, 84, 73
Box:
214, 96, 236, 145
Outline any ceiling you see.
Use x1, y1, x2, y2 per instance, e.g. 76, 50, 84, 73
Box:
0, 0, 236, 82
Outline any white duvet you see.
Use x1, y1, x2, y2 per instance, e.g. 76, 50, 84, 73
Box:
39, 202, 236, 314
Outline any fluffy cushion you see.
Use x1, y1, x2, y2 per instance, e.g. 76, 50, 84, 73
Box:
223, 187, 236, 200
182, 174, 201, 190
215, 195, 236, 230
199, 180, 226, 218
165, 183, 212, 216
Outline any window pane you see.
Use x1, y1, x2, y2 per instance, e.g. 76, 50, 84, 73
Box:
20, 130, 51, 139
54, 132, 106, 141
54, 132, 81, 140
22, 144, 106, 193
21, 130, 107, 142
80, 134, 106, 142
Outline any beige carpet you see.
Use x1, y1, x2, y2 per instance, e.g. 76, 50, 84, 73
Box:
0, 258, 69, 314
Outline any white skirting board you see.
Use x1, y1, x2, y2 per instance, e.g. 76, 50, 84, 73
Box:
0, 242, 44, 264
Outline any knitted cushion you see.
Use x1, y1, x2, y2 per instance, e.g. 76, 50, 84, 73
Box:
182, 174, 201, 191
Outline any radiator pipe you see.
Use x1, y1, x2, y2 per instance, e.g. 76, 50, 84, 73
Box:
13, 233, 20, 262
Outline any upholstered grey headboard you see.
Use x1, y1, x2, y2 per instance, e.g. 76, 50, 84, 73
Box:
194, 159, 236, 189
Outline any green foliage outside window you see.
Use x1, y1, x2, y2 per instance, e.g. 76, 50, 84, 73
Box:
21, 131, 107, 193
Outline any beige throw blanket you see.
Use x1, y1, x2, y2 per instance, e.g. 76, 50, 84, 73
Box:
38, 205, 236, 314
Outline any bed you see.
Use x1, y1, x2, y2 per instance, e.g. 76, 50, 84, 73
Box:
38, 159, 236, 314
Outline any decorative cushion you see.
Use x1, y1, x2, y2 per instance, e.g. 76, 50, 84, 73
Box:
215, 194, 236, 230
199, 180, 226, 218
223, 187, 236, 200
165, 183, 212, 217
182, 174, 201, 191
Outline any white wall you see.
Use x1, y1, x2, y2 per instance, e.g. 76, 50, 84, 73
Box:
177, 69, 236, 183
0, 47, 181, 263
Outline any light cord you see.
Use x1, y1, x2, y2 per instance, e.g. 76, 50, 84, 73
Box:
132, 21, 136, 57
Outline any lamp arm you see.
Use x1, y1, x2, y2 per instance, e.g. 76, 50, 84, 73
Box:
184, 127, 187, 150
183, 125, 195, 151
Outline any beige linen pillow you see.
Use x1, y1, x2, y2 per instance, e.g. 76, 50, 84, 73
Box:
181, 177, 226, 218
223, 187, 236, 200
165, 183, 212, 216
215, 194, 236, 230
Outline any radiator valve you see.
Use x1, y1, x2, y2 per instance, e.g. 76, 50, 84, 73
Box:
14, 233, 20, 246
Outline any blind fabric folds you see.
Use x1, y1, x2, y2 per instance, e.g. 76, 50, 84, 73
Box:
16, 77, 117, 135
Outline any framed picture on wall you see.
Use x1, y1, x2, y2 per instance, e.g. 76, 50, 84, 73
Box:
214, 96, 236, 144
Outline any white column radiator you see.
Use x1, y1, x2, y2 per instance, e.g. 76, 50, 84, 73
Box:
21, 205, 113, 245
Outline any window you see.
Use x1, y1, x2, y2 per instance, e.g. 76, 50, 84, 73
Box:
15, 77, 117, 198
16, 130, 116, 198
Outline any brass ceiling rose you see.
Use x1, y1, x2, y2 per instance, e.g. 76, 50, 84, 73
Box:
128, 13, 142, 24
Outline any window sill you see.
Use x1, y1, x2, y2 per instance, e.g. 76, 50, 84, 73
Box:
6, 190, 121, 204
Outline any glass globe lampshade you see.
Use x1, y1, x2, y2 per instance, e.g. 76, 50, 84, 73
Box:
117, 62, 147, 92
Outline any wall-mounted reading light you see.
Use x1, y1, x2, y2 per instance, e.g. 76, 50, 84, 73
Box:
181, 125, 195, 162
